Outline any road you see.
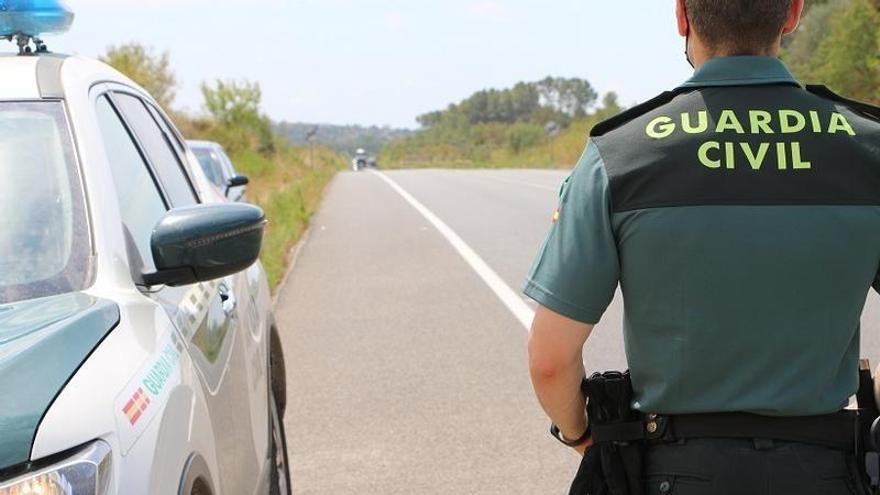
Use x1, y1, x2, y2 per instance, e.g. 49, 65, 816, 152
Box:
275, 169, 880, 494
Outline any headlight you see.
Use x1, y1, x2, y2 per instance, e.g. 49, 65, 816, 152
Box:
0, 441, 111, 495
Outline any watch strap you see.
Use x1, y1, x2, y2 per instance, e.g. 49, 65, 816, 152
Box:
550, 422, 591, 447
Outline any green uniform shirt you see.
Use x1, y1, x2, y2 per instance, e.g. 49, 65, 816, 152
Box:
524, 56, 880, 416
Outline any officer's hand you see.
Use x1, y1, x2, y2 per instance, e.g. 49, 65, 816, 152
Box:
574, 437, 594, 457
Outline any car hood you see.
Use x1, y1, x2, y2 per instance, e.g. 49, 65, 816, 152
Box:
0, 292, 119, 470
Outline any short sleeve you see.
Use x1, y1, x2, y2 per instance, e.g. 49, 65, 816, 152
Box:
523, 142, 620, 324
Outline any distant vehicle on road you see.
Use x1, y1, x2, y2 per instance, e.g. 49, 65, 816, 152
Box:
188, 140, 250, 202
0, 3, 290, 495
351, 148, 378, 171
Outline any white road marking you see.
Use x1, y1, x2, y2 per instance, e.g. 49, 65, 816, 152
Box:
371, 170, 536, 331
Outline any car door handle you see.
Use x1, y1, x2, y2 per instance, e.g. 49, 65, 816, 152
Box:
218, 284, 237, 316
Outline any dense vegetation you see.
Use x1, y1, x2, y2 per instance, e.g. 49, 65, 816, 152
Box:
275, 122, 412, 157
380, 77, 621, 169
783, 0, 880, 104
102, 43, 345, 289
382, 0, 880, 170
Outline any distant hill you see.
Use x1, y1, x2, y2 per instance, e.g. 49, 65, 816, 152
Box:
275, 122, 413, 157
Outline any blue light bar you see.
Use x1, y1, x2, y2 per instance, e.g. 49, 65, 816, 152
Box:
0, 0, 74, 38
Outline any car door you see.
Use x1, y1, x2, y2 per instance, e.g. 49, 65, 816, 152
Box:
216, 146, 247, 202
99, 86, 268, 494
140, 102, 271, 476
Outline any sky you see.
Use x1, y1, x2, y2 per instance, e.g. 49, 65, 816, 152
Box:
44, 1, 694, 129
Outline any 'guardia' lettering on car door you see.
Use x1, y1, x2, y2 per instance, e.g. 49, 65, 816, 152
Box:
142, 341, 181, 395
645, 109, 857, 170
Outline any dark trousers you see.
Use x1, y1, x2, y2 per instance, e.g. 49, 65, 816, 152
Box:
644, 438, 863, 495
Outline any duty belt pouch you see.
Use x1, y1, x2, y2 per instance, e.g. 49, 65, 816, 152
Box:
568, 371, 645, 495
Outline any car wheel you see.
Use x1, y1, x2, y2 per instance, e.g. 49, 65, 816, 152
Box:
270, 328, 287, 415
269, 390, 292, 495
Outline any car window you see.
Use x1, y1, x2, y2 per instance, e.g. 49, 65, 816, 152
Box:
112, 93, 198, 207
146, 103, 187, 157
216, 147, 237, 177
192, 147, 227, 187
95, 95, 167, 274
0, 101, 91, 304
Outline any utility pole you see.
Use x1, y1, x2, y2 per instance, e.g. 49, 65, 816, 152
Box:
306, 126, 318, 168
544, 121, 560, 167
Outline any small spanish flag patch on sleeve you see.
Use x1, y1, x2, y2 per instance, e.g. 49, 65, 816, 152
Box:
552, 209, 560, 223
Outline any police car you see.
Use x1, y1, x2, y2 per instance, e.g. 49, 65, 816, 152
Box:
187, 140, 249, 202
0, 2, 291, 494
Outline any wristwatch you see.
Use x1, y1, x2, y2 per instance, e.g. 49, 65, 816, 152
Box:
550, 421, 591, 447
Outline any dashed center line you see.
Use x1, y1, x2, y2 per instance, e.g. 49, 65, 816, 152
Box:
370, 170, 536, 331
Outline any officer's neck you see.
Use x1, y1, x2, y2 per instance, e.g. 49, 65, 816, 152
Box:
691, 43, 782, 69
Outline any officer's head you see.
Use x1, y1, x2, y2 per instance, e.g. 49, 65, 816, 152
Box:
675, 0, 805, 66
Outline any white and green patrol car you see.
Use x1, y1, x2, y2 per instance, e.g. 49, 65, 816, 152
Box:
0, 2, 291, 494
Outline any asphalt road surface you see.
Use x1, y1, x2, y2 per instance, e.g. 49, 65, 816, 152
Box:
275, 169, 880, 494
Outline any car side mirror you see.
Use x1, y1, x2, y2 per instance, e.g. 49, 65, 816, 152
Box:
142, 203, 266, 287
225, 174, 249, 195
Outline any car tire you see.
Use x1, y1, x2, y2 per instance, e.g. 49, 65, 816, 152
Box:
270, 327, 287, 415
269, 390, 292, 495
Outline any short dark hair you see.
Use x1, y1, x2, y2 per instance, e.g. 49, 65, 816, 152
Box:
685, 0, 793, 54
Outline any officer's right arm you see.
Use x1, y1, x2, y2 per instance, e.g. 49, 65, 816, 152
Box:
523, 141, 619, 326
523, 142, 620, 450
528, 305, 593, 451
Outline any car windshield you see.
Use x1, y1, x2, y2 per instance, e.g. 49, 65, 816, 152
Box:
0, 101, 91, 304
192, 147, 226, 187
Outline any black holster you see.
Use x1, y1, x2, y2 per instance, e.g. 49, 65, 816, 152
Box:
568, 371, 644, 495
858, 360, 880, 495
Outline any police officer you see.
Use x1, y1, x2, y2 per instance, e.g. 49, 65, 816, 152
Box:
524, 0, 880, 493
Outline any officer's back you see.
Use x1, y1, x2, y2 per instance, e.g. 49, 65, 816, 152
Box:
594, 59, 880, 417
524, 1, 880, 494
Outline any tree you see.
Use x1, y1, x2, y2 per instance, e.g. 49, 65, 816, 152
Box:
595, 91, 623, 119
802, 0, 833, 12
100, 43, 177, 108
812, 0, 880, 103
202, 80, 262, 126
415, 77, 597, 130
201, 80, 275, 153
783, 0, 848, 81
536, 77, 598, 118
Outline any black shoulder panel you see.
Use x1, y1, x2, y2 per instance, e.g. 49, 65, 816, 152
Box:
596, 84, 880, 212
590, 89, 688, 137
805, 85, 880, 123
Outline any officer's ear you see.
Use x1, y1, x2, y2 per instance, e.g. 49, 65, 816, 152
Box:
782, 0, 805, 35
675, 0, 689, 37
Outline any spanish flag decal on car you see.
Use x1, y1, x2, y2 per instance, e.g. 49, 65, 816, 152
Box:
122, 387, 151, 426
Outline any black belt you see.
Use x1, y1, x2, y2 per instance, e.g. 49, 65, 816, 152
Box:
591, 411, 858, 452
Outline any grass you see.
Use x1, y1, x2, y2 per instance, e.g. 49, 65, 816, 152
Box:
231, 144, 344, 290
380, 110, 620, 171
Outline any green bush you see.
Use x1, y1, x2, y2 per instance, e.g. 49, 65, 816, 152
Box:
506, 123, 545, 154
